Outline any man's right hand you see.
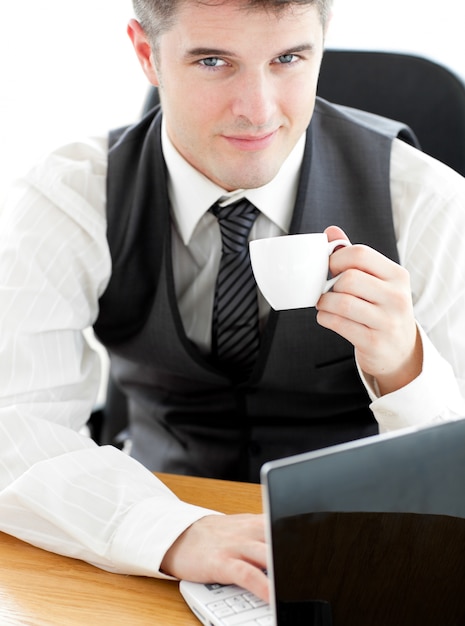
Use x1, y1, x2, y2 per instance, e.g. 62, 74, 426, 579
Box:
160, 513, 270, 602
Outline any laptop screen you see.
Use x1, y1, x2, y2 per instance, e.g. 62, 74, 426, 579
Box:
261, 420, 465, 625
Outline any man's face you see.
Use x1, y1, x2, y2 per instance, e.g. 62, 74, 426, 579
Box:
152, 1, 324, 191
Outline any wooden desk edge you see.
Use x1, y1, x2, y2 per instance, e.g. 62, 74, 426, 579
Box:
156, 472, 263, 515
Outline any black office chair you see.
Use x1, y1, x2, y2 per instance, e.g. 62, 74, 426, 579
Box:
89, 49, 465, 445
317, 49, 465, 176
87, 373, 129, 448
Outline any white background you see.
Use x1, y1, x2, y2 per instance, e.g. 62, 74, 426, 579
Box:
1, 0, 464, 198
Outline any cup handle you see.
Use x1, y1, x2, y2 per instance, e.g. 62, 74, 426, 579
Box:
323, 238, 351, 293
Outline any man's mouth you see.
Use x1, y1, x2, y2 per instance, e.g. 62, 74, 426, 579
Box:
223, 129, 278, 151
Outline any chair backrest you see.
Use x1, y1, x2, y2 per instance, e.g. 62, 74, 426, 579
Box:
142, 86, 160, 116
317, 49, 465, 176
142, 49, 465, 176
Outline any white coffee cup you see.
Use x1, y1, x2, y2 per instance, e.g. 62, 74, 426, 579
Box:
249, 233, 350, 310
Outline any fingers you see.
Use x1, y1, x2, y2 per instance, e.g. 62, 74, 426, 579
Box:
328, 241, 403, 281
324, 224, 350, 244
316, 242, 422, 394
161, 513, 270, 602
219, 553, 270, 602
322, 270, 409, 327
320, 245, 412, 335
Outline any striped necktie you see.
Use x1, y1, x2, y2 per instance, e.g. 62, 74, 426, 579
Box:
211, 198, 260, 381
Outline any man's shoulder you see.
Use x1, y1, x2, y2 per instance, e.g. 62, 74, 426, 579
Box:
23, 136, 108, 208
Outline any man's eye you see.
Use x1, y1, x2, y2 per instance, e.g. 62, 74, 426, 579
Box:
275, 54, 298, 64
199, 57, 226, 68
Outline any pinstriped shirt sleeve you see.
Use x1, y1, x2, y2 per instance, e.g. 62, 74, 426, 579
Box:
0, 136, 218, 577
363, 138, 465, 431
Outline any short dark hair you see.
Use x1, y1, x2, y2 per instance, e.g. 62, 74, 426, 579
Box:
133, 0, 332, 44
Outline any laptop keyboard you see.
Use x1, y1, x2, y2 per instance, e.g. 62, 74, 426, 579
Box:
206, 590, 273, 625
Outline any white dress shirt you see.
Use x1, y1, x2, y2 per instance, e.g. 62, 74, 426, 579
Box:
1, 122, 465, 577
165, 121, 305, 351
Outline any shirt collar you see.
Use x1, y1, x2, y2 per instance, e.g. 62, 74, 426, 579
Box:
162, 119, 306, 245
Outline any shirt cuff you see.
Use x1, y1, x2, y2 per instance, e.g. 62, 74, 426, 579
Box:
358, 324, 465, 433
109, 495, 221, 579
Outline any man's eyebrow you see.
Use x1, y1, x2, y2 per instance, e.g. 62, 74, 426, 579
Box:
185, 47, 236, 58
278, 44, 315, 56
185, 43, 315, 59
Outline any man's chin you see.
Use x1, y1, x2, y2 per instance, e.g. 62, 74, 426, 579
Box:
212, 164, 282, 192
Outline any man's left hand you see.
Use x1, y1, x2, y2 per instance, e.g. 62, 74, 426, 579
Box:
316, 225, 423, 396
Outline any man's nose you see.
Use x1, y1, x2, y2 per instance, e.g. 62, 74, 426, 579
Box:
230, 72, 277, 127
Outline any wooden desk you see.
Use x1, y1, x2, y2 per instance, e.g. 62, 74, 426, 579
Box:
0, 473, 262, 625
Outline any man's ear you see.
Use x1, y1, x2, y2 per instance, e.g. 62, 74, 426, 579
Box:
127, 18, 160, 86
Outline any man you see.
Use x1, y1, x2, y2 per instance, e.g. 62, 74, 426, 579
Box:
1, 0, 465, 601
99, 0, 465, 479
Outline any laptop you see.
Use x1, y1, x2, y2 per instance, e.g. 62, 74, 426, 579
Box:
180, 419, 465, 625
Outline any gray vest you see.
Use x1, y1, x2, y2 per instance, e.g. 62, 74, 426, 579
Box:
94, 98, 418, 481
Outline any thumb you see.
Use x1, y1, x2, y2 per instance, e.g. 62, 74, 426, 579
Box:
324, 225, 351, 244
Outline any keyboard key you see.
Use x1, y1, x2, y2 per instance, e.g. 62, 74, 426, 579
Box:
213, 605, 236, 618
226, 597, 252, 613
243, 592, 268, 608
221, 604, 273, 625
208, 600, 230, 611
